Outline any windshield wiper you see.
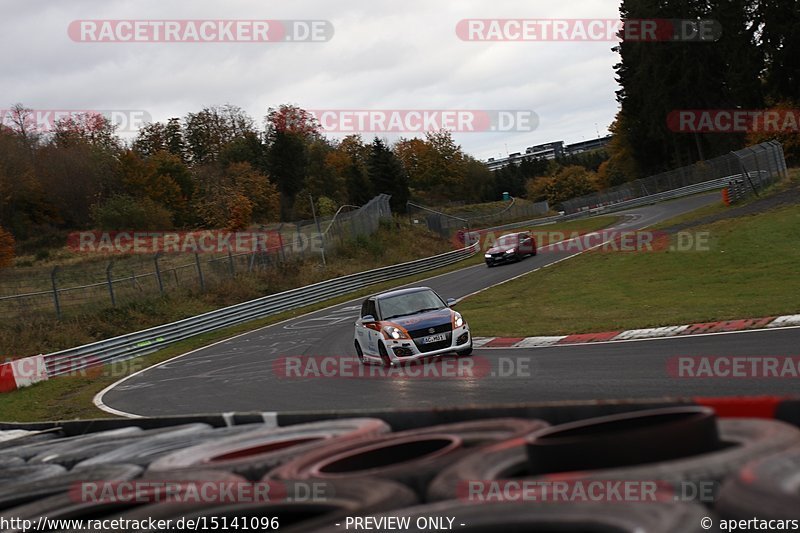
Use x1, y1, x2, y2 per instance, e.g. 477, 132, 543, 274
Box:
384, 308, 442, 320
410, 307, 442, 315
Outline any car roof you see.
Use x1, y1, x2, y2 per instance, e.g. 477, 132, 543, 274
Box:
373, 286, 433, 301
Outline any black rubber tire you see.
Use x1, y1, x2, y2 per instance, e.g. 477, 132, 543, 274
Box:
28, 424, 211, 468
147, 418, 391, 481
1, 426, 145, 460
112, 477, 416, 533
378, 343, 391, 367
0, 430, 61, 451
310, 499, 719, 533
716, 446, 800, 520
0, 464, 143, 511
457, 341, 473, 356
0, 456, 24, 468
0, 465, 66, 485
354, 340, 367, 365
269, 419, 547, 498
428, 417, 800, 503
526, 406, 723, 474
77, 424, 269, 468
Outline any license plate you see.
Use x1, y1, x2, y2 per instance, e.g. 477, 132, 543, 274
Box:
421, 333, 446, 344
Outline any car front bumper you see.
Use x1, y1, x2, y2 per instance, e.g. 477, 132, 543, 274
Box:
379, 324, 471, 365
485, 253, 517, 266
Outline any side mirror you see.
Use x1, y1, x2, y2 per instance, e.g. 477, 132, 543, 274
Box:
362, 314, 376, 323
446, 298, 457, 307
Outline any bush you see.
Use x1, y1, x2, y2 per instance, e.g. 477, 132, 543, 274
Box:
0, 226, 14, 268
91, 195, 173, 231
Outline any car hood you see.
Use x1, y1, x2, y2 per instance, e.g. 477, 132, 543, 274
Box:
388, 309, 453, 330
486, 244, 516, 254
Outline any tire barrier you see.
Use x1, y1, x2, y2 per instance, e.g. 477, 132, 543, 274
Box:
0, 408, 799, 532
427, 408, 800, 505
147, 419, 391, 481
716, 446, 800, 520
27, 424, 212, 469
268, 419, 547, 498
77, 423, 283, 468
0, 464, 143, 511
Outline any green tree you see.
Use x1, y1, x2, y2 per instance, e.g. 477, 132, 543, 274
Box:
91, 195, 173, 230
367, 138, 409, 213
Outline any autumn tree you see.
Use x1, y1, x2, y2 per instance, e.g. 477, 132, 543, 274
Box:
0, 226, 14, 268
193, 162, 280, 229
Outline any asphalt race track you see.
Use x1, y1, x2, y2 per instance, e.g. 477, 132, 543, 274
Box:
99, 193, 800, 416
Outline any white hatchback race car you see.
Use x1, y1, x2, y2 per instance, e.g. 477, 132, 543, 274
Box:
354, 286, 472, 366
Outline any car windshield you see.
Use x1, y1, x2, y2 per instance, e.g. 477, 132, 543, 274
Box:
497, 235, 519, 246
379, 291, 445, 320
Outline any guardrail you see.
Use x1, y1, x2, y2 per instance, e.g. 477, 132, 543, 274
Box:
40, 242, 480, 379
475, 172, 748, 235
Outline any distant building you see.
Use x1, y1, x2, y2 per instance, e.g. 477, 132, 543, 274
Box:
485, 135, 611, 171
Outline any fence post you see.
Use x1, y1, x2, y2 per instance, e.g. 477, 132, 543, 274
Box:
106, 261, 116, 307
227, 250, 235, 277
309, 194, 327, 267
154, 252, 165, 295
194, 253, 205, 291
50, 266, 62, 320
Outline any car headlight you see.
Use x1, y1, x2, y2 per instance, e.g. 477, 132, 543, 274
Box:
484, 254, 492, 258
382, 325, 409, 340
453, 312, 464, 328
505, 249, 515, 254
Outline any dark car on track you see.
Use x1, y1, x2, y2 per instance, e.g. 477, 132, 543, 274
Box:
484, 232, 537, 267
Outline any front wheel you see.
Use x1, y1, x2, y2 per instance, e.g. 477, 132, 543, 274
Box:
457, 341, 473, 356
378, 343, 392, 367
355, 340, 367, 365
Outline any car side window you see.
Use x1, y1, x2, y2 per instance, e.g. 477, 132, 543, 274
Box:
361, 300, 371, 318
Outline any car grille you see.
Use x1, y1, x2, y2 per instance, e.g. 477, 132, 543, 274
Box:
415, 335, 452, 353
407, 323, 452, 339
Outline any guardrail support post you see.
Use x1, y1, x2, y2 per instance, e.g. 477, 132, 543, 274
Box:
194, 253, 205, 291
154, 252, 165, 295
50, 266, 62, 320
106, 261, 116, 307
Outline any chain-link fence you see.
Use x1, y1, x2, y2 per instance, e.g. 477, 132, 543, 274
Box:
408, 198, 550, 239
0, 194, 393, 320
560, 141, 787, 214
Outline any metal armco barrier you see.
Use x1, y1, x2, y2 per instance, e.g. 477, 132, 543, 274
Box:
40, 242, 480, 379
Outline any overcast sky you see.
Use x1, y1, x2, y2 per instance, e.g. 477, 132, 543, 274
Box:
1, 0, 622, 160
